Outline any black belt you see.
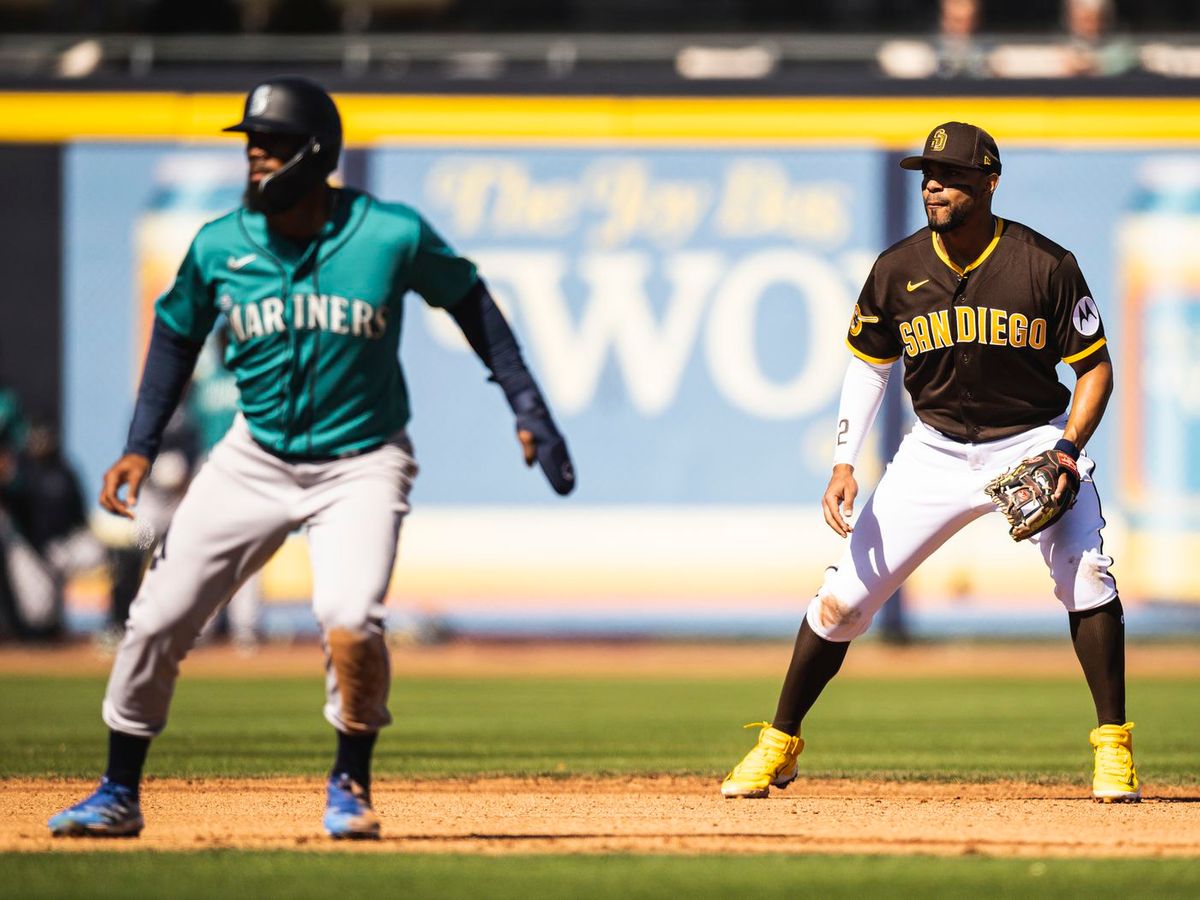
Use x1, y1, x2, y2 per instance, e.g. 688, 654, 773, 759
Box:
255, 437, 384, 465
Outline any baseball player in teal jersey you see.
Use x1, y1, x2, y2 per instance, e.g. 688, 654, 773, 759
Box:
49, 77, 574, 840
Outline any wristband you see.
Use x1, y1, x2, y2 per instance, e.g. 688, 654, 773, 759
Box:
1054, 438, 1080, 460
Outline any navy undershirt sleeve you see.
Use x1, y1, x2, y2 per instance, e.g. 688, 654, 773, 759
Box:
123, 316, 205, 461
447, 279, 575, 495
447, 280, 539, 407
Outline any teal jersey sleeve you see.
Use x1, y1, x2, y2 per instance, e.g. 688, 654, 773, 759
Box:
409, 215, 479, 308
155, 239, 218, 342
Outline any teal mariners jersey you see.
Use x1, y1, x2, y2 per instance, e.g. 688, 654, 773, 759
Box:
156, 188, 478, 457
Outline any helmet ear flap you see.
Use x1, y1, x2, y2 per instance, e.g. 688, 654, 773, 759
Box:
256, 136, 334, 213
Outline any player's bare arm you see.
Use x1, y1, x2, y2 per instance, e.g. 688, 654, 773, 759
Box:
1063, 347, 1113, 452
1052, 346, 1113, 500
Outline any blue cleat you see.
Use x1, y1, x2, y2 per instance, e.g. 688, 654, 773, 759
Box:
48, 778, 144, 838
323, 773, 381, 840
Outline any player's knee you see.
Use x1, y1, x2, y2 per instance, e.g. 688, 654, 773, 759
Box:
315, 605, 373, 634
805, 589, 872, 642
1058, 547, 1117, 611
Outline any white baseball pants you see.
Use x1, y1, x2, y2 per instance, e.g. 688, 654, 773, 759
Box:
808, 418, 1117, 642
103, 416, 417, 737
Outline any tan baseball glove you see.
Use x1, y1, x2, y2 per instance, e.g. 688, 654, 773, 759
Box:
984, 448, 1080, 542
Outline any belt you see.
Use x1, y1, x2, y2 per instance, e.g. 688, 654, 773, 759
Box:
254, 438, 384, 465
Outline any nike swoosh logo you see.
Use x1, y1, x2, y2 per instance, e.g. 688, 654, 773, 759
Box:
227, 253, 257, 271
906, 279, 930, 292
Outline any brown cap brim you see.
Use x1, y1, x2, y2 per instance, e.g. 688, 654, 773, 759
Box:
898, 155, 997, 173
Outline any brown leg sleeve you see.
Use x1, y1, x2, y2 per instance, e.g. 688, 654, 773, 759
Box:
325, 624, 392, 733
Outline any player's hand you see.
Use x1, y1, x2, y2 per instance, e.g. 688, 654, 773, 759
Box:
1053, 471, 1073, 503
518, 429, 537, 466
515, 418, 575, 495
822, 464, 858, 538
510, 387, 575, 496
99, 453, 151, 519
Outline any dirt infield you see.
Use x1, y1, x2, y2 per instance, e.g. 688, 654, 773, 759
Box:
5, 641, 1198, 858
7, 776, 1199, 857
3, 638, 1200, 679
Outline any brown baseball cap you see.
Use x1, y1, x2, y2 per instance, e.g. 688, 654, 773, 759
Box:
900, 122, 1002, 174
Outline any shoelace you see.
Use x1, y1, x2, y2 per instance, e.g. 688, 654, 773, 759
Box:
1094, 743, 1134, 780
732, 722, 790, 778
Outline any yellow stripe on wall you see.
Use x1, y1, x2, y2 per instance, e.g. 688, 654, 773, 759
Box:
4, 93, 1200, 144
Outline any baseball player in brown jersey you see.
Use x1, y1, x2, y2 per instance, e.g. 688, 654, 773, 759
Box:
722, 122, 1139, 803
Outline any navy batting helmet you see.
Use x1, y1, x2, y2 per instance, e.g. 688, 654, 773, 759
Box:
224, 76, 342, 213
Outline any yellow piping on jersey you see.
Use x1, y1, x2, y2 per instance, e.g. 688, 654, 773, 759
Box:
932, 217, 1005, 277
846, 338, 900, 366
1062, 336, 1107, 365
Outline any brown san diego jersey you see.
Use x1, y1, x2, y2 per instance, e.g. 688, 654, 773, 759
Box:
846, 218, 1107, 443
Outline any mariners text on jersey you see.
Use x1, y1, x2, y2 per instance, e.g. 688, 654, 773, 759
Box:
222, 293, 388, 342
155, 187, 478, 458
845, 218, 1107, 443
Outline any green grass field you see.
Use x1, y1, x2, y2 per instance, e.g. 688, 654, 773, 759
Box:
3, 852, 1200, 900
3, 673, 1197, 782
4, 666, 1198, 898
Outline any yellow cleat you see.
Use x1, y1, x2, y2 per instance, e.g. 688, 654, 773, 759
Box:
1090, 721, 1141, 803
721, 722, 804, 799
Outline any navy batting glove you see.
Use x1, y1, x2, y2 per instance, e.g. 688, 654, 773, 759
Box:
512, 389, 575, 496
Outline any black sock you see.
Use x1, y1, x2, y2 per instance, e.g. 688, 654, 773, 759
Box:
771, 619, 850, 736
1069, 596, 1126, 726
332, 730, 377, 791
104, 730, 151, 797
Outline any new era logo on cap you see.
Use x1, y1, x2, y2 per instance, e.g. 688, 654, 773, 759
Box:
901, 121, 1002, 174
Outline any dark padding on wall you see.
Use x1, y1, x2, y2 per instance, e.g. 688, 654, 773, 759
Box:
0, 144, 62, 429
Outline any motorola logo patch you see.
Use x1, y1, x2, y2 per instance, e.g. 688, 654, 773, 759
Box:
1072, 296, 1101, 337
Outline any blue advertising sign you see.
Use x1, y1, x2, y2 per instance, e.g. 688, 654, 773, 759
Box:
372, 148, 885, 504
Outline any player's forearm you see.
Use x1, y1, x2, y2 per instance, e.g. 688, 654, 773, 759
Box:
1062, 360, 1113, 452
124, 317, 204, 461
447, 279, 574, 494
447, 280, 540, 404
832, 356, 892, 468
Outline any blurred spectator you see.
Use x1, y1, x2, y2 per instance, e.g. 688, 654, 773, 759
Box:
936, 0, 987, 77
988, 0, 1137, 78
0, 384, 27, 460
0, 384, 28, 639
1062, 0, 1137, 76
877, 0, 989, 80
0, 395, 100, 640
10, 424, 105, 576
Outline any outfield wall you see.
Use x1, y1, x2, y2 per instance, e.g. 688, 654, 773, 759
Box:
4, 92, 1200, 629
